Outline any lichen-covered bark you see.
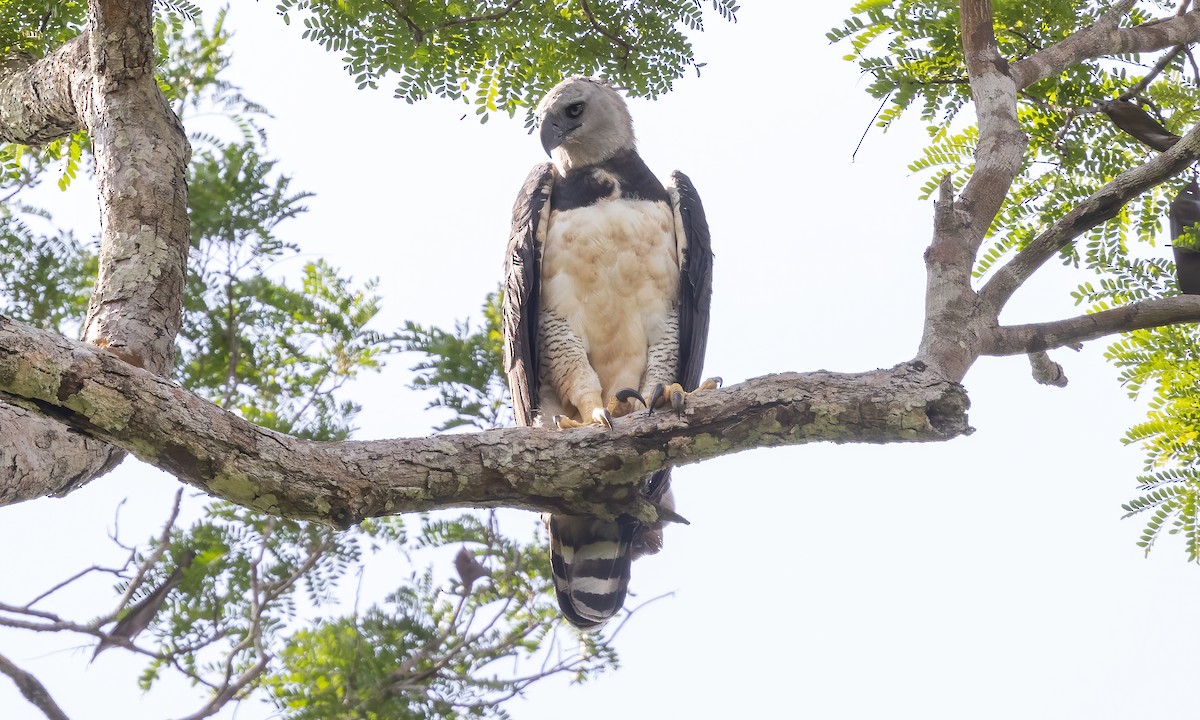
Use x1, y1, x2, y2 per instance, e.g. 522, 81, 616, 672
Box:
0, 0, 191, 503
0, 315, 972, 522
83, 0, 190, 374
8, 0, 1200, 526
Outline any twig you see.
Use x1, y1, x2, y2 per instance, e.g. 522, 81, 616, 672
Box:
382, 0, 524, 43
109, 487, 184, 621
579, 0, 633, 65
430, 0, 523, 31
174, 654, 270, 720
23, 565, 125, 609
1119, 45, 1185, 101
852, 91, 892, 162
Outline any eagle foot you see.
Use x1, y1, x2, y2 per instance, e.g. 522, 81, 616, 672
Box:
649, 377, 723, 417
553, 407, 614, 430
607, 387, 647, 418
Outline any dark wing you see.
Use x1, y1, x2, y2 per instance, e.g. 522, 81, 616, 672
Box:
503, 163, 555, 428
1103, 100, 1180, 152
669, 171, 713, 393
637, 172, 713, 512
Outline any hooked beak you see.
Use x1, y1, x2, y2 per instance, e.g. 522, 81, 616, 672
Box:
539, 112, 579, 156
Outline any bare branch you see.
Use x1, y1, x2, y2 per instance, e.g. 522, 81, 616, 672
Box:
0, 602, 104, 637
0, 314, 971, 521
1011, 2, 1200, 90
3, 0, 194, 503
0, 652, 71, 720
984, 295, 1200, 356
83, 0, 191, 375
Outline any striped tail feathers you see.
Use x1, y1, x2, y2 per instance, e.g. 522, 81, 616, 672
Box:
548, 515, 634, 630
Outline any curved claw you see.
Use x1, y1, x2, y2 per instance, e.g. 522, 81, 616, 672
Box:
554, 409, 613, 430
649, 383, 665, 415
615, 387, 647, 408
655, 505, 691, 526
671, 389, 685, 417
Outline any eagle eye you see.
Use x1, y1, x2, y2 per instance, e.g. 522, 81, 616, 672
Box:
565, 102, 585, 119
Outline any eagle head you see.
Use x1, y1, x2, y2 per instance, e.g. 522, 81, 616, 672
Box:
536, 76, 635, 173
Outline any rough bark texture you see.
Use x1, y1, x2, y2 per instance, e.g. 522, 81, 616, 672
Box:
0, 34, 91, 142
917, 0, 1024, 381
0, 315, 971, 523
0, 0, 190, 503
83, 0, 190, 374
6, 0, 1200, 523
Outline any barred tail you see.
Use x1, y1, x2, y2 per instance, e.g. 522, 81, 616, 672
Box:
548, 515, 633, 630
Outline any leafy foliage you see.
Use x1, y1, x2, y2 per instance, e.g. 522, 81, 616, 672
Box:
272, 0, 738, 124
0, 0, 86, 58
400, 291, 510, 431
177, 142, 390, 439
0, 216, 94, 333
267, 515, 614, 719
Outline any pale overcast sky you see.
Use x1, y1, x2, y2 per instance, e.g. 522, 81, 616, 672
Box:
4, 2, 1200, 718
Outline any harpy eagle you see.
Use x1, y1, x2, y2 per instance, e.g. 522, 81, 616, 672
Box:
502, 76, 716, 629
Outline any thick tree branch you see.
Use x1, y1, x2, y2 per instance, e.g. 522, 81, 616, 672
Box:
83, 0, 190, 375
0, 314, 971, 521
957, 0, 1025, 251
915, 1, 1025, 382
0, 0, 193, 503
984, 295, 1200, 355
0, 652, 71, 720
978, 115, 1200, 314
917, 174, 981, 381
0, 27, 121, 504
1011, 2, 1198, 90
0, 34, 91, 143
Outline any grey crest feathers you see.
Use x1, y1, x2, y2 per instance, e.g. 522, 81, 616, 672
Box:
537, 76, 635, 174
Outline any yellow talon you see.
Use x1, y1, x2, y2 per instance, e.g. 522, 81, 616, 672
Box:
649, 377, 723, 417
553, 407, 614, 430
607, 388, 647, 418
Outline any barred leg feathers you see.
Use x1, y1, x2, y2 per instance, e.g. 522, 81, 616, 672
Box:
548, 515, 634, 630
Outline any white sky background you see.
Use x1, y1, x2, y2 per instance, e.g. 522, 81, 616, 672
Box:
4, 1, 1200, 718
